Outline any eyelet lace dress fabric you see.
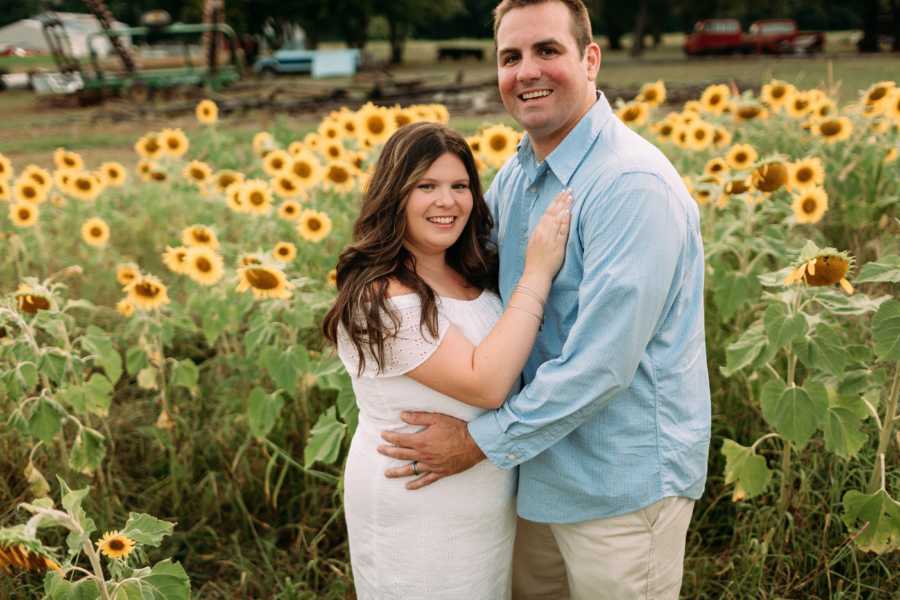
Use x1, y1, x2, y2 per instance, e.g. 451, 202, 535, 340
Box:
337, 291, 516, 600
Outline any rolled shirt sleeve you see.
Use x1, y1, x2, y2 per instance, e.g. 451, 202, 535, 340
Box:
469, 172, 686, 468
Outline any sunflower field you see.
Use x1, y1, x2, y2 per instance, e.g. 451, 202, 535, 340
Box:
1, 79, 899, 599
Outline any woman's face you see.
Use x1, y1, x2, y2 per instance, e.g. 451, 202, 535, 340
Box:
403, 152, 473, 258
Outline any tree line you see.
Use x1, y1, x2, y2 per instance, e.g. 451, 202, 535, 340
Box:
1, 0, 898, 60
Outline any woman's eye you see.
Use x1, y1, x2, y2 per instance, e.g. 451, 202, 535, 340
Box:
418, 184, 435, 191
452, 184, 469, 190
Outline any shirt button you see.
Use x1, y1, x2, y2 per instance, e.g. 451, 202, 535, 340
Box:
506, 453, 517, 461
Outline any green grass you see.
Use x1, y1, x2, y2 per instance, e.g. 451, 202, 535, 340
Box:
0, 54, 56, 72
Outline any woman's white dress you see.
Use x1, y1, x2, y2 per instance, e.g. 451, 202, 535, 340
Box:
337, 291, 516, 600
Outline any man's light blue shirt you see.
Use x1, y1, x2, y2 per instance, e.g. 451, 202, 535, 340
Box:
468, 92, 711, 523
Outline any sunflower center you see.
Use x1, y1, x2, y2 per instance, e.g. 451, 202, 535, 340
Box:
250, 191, 264, 205
802, 198, 818, 213
193, 230, 210, 243
869, 87, 888, 102
644, 89, 657, 101
772, 86, 786, 99
367, 117, 385, 135
285, 205, 297, 214
220, 175, 236, 188
710, 162, 723, 173
146, 139, 160, 153
308, 218, 322, 231
709, 94, 721, 105
396, 114, 411, 127
191, 168, 205, 180
694, 129, 706, 140
797, 167, 813, 182
295, 162, 311, 178
167, 138, 179, 150
738, 106, 761, 119
196, 257, 212, 272
278, 247, 289, 256
328, 147, 340, 158
490, 135, 507, 151
136, 283, 161, 298
18, 207, 31, 219
64, 157, 76, 167
329, 167, 349, 183
24, 186, 36, 198
794, 99, 808, 111
735, 152, 747, 164
272, 158, 284, 169
109, 539, 125, 551
32, 174, 46, 186
754, 162, 788, 191
247, 268, 280, 289
660, 124, 673, 136
90, 227, 102, 237
623, 108, 640, 121
282, 178, 295, 191
820, 121, 841, 136
151, 172, 166, 181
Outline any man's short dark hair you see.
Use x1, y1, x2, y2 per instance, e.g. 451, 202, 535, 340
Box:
493, 0, 593, 56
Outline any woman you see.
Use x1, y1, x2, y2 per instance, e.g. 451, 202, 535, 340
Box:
323, 122, 571, 599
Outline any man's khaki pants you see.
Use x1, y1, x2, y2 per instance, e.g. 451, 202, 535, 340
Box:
512, 496, 694, 600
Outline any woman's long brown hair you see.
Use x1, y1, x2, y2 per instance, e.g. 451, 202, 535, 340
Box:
322, 122, 498, 375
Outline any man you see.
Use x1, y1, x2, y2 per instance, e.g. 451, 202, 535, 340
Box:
378, 1, 711, 597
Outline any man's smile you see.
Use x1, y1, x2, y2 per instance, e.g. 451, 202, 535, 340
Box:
519, 89, 554, 102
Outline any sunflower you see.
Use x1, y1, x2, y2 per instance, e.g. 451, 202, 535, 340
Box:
326, 268, 338, 287
411, 104, 437, 122
252, 131, 276, 157
322, 160, 356, 193
136, 159, 156, 182
862, 81, 895, 112
704, 157, 729, 177
182, 224, 219, 249
268, 241, 297, 263
262, 149, 293, 177
357, 103, 397, 146
813, 117, 853, 144
319, 138, 348, 163
183, 160, 213, 185
810, 98, 837, 120
684, 120, 715, 151
22, 165, 51, 191
700, 84, 730, 114
162, 246, 190, 274
287, 141, 307, 157
318, 117, 343, 141
337, 110, 361, 138
159, 128, 189, 158
278, 199, 303, 221
725, 143, 758, 171
225, 182, 245, 213
0, 543, 60, 574
9, 202, 39, 227
791, 187, 828, 224
785, 91, 814, 119
213, 170, 245, 194
239, 179, 273, 215
69, 172, 103, 202
751, 161, 788, 193
760, 79, 795, 109
683, 100, 704, 115
13, 177, 48, 204
99, 162, 127, 187
134, 133, 163, 159
289, 150, 323, 189
885, 147, 898, 164
884, 89, 900, 122
81, 217, 110, 247
53, 148, 84, 171
783, 245, 853, 294
149, 170, 168, 183
297, 209, 333, 242
272, 174, 306, 199
616, 101, 650, 128
724, 176, 752, 196
0, 179, 9, 201
712, 126, 732, 149
0, 153, 12, 181
184, 246, 225, 285
732, 101, 769, 122
116, 262, 141, 286
116, 298, 134, 317
196, 99, 218, 124
637, 80, 666, 107
97, 531, 136, 560
303, 132, 323, 152
650, 120, 676, 143
238, 252, 264, 267
788, 157, 825, 191
236, 265, 293, 300
50, 193, 66, 207
125, 274, 170, 310
480, 124, 519, 168
15, 283, 51, 314
393, 106, 419, 129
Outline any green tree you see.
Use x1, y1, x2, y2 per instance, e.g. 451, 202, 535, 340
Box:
372, 0, 465, 64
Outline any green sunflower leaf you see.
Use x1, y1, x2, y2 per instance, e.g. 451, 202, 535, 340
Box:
304, 406, 346, 468
872, 299, 900, 361
721, 439, 772, 500
121, 513, 174, 548
855, 255, 900, 283
808, 381, 868, 459
721, 322, 767, 377
248, 387, 284, 439
842, 489, 900, 554
760, 381, 826, 448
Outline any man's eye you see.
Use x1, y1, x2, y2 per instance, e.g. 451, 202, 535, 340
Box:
539, 47, 557, 57
502, 54, 519, 65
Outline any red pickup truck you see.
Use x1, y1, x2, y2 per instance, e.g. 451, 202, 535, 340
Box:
684, 18, 825, 56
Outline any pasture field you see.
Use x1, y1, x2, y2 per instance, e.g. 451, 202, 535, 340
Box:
1, 44, 899, 599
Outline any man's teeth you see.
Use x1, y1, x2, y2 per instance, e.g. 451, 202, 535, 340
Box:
427, 216, 456, 224
521, 90, 552, 100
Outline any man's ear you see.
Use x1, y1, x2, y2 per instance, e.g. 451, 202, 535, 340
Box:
584, 42, 601, 80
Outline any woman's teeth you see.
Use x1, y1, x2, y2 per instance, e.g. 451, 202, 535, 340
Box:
427, 216, 456, 224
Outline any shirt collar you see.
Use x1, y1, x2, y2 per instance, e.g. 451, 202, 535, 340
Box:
516, 91, 612, 186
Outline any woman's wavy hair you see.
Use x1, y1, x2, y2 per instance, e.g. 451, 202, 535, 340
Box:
322, 121, 498, 375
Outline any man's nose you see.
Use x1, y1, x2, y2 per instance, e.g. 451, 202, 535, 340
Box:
516, 53, 541, 82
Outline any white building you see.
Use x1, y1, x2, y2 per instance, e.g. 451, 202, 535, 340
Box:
0, 12, 131, 58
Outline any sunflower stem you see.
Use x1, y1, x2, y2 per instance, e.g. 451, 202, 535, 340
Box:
867, 363, 899, 493
778, 438, 793, 514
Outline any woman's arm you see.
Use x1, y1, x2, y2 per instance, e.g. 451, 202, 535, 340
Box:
404, 190, 572, 409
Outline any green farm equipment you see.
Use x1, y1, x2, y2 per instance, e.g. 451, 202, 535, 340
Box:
37, 6, 243, 103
